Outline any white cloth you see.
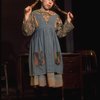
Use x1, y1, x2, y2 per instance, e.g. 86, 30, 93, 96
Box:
30, 73, 63, 87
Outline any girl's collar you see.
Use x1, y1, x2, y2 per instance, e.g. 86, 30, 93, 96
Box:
37, 9, 56, 16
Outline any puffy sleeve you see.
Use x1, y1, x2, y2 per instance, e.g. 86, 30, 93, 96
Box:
55, 15, 74, 38
22, 13, 37, 36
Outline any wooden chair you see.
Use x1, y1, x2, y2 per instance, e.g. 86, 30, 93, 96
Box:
80, 50, 98, 100
80, 50, 98, 72
1, 62, 9, 95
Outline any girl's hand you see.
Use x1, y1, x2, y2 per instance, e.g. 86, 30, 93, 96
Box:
67, 11, 74, 23
24, 6, 32, 20
24, 6, 32, 16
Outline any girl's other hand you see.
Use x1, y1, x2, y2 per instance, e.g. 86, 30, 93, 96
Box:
67, 11, 74, 23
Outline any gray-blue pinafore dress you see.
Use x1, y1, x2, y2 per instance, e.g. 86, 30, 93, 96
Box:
29, 12, 63, 77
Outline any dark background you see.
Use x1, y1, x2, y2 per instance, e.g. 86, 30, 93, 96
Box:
1, 0, 99, 81
1, 0, 99, 99
72, 0, 100, 68
1, 0, 99, 78
1, 0, 100, 58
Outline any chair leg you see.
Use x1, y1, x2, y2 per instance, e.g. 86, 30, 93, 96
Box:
61, 87, 64, 100
4, 64, 9, 95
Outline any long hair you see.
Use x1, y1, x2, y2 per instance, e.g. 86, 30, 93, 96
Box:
30, 0, 67, 15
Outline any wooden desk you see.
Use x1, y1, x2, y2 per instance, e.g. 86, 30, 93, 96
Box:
62, 53, 82, 89
17, 53, 83, 97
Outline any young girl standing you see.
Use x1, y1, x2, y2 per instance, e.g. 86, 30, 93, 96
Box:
22, 0, 74, 99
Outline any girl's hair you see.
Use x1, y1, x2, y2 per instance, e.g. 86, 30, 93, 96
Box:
54, 3, 67, 15
30, 0, 67, 15
30, 0, 40, 8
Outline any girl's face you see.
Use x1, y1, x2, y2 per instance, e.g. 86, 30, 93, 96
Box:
40, 0, 55, 10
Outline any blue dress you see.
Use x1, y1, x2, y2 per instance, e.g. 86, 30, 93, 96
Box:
22, 9, 74, 87
29, 12, 63, 76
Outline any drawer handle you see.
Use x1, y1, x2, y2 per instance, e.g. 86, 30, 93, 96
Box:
69, 70, 73, 73
67, 61, 73, 63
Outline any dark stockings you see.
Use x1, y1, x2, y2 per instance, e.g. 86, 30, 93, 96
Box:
33, 87, 63, 100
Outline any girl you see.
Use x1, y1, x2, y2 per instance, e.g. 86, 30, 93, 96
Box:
22, 0, 74, 99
